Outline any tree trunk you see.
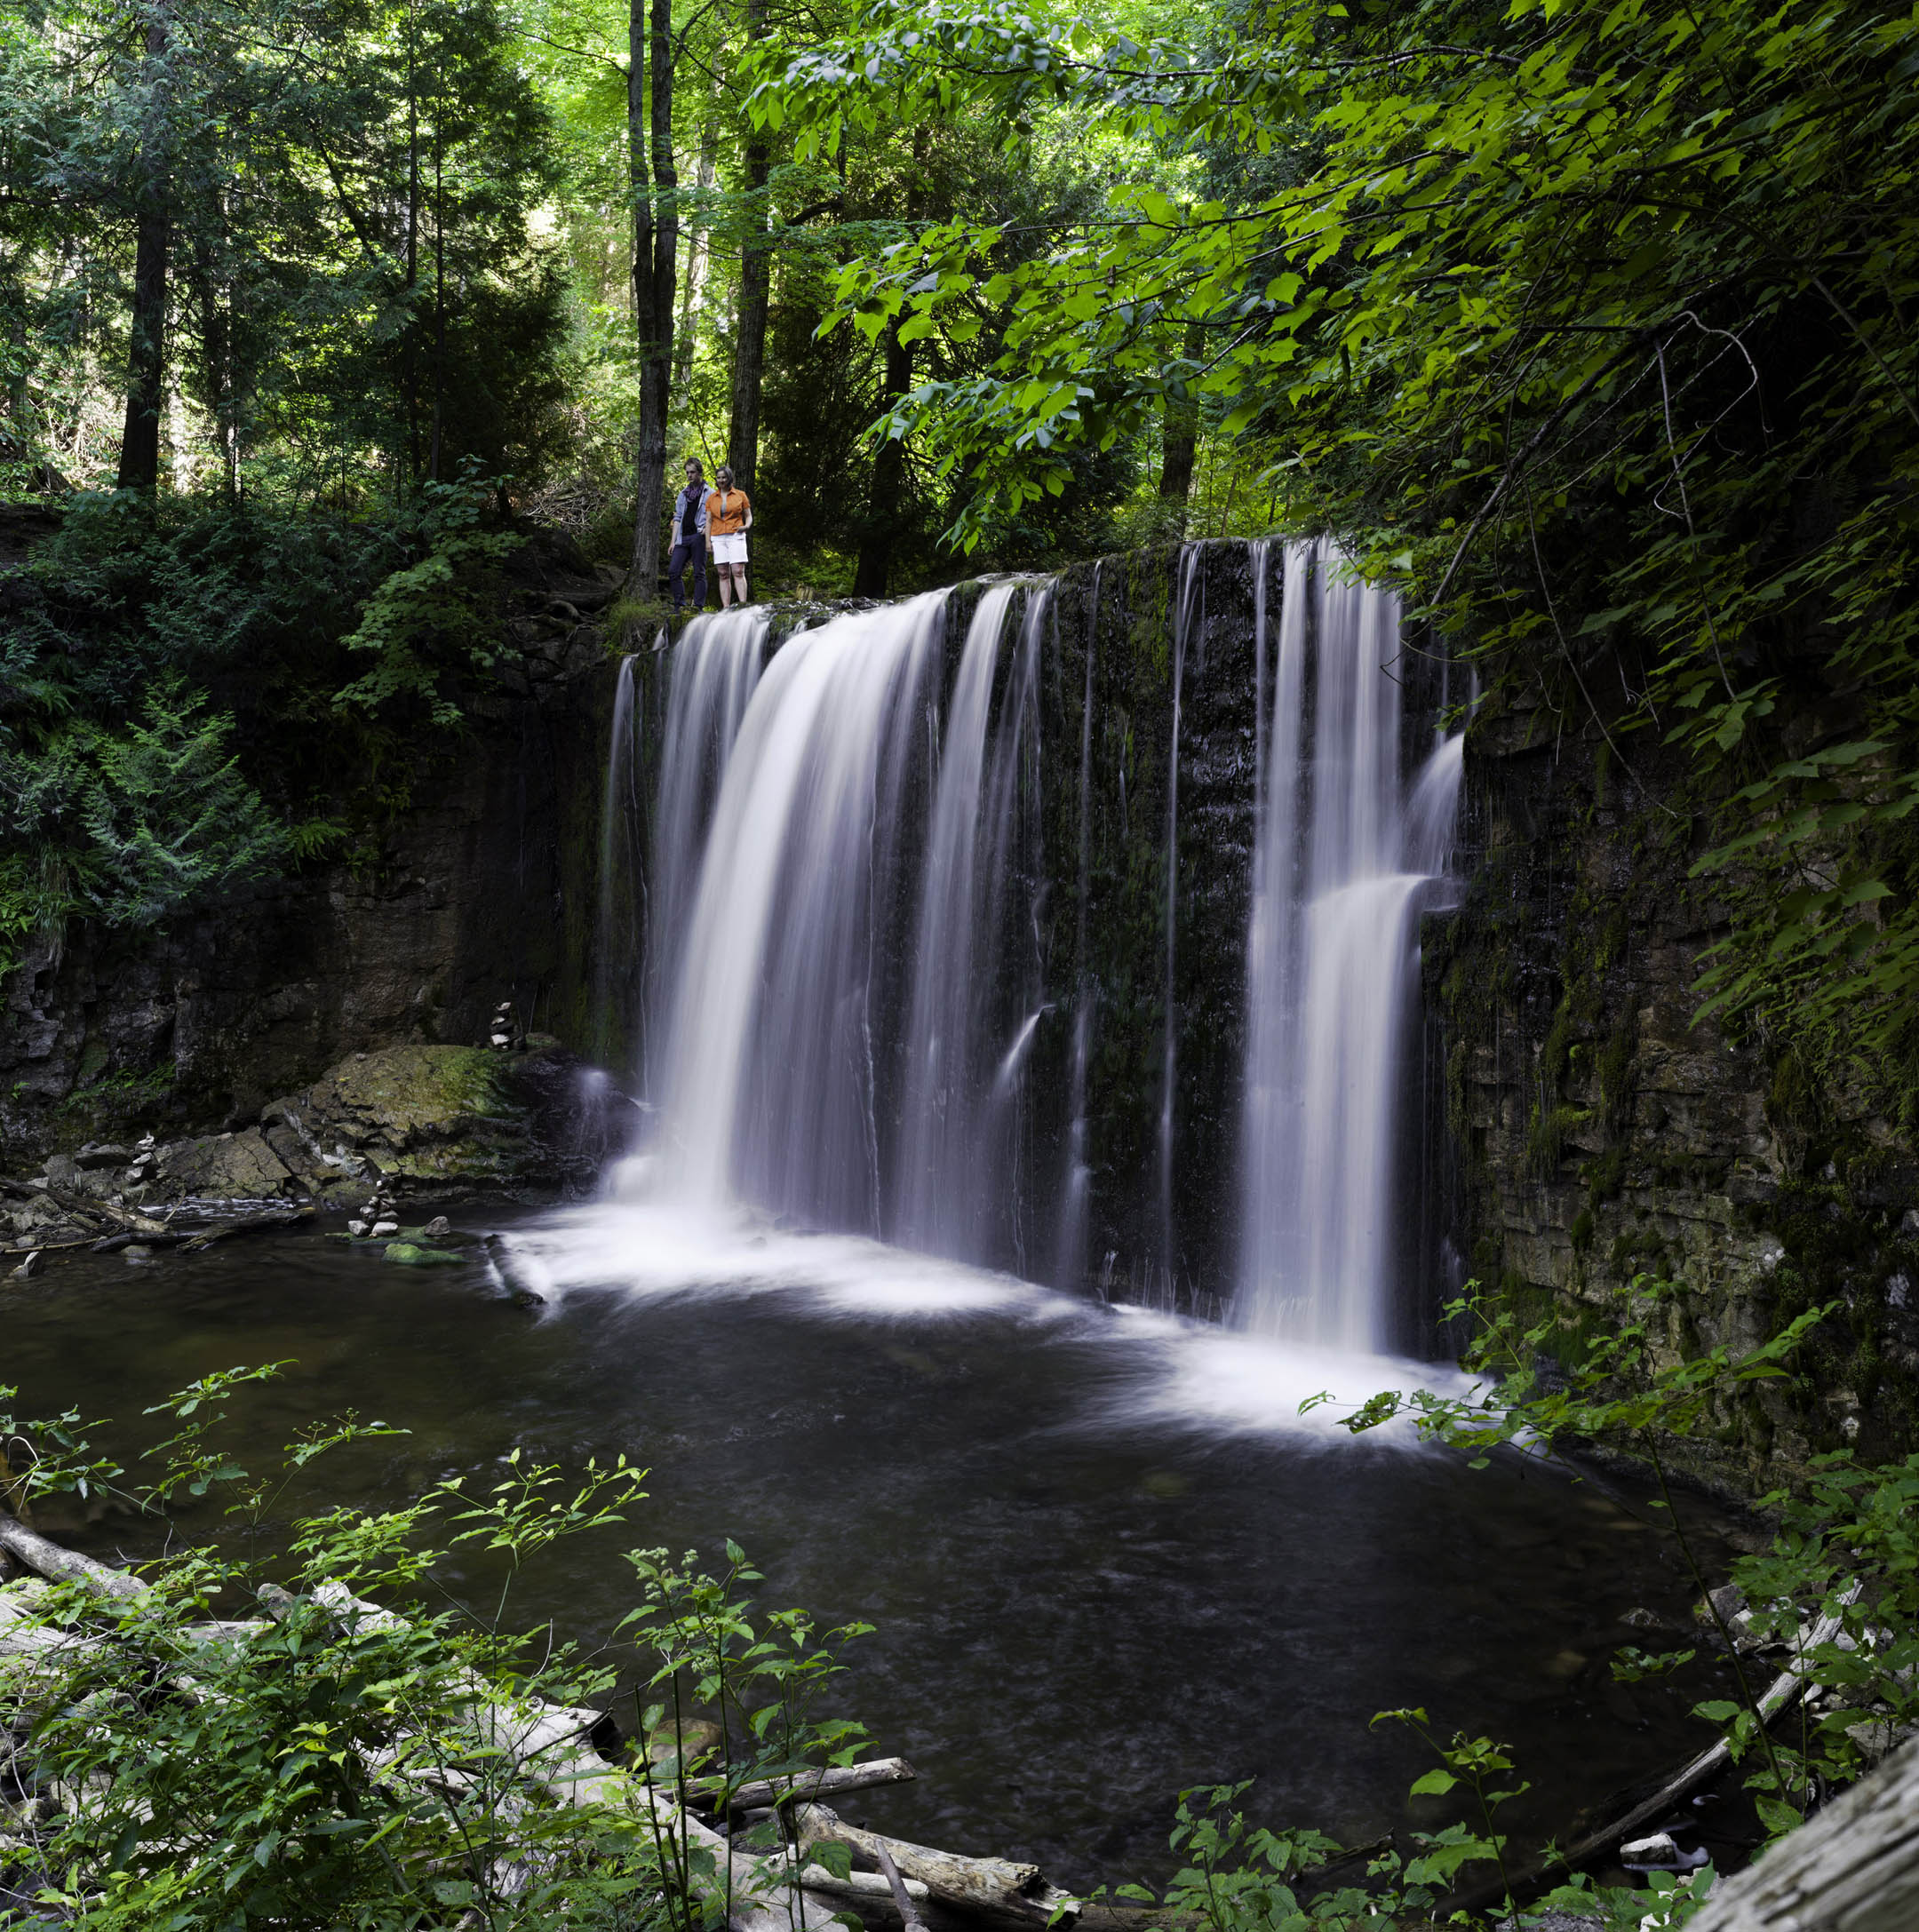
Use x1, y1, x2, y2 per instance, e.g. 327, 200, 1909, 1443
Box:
851, 323, 913, 597
673, 115, 720, 401
852, 128, 928, 596
1157, 320, 1206, 526
116, 5, 171, 492
726, 0, 770, 497
404, 2, 421, 487
428, 130, 445, 482
627, 0, 678, 597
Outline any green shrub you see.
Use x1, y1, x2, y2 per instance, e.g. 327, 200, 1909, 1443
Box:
0, 1368, 872, 1931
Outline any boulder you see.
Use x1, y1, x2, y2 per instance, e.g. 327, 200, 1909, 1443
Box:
150, 1126, 298, 1203
258, 1042, 627, 1201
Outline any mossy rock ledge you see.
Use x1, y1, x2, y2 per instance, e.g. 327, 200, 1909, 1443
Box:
39, 1045, 626, 1211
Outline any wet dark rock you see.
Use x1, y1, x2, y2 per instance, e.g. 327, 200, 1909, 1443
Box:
1433, 676, 1919, 1484
151, 1125, 299, 1203
252, 1043, 617, 1200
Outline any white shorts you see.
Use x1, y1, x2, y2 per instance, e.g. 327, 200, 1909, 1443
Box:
710, 532, 748, 565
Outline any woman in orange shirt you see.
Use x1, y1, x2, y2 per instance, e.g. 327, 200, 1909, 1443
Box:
705, 467, 754, 608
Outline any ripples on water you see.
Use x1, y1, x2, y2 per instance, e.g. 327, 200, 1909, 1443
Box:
5, 1205, 1735, 1888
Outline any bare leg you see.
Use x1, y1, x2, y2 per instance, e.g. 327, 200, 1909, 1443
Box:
717, 567, 734, 608
734, 565, 750, 604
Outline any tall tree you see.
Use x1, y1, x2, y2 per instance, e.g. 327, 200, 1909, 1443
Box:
115, 0, 171, 489
725, 0, 769, 496
627, 0, 678, 592
850, 321, 911, 596
1156, 322, 1205, 529
673, 110, 719, 401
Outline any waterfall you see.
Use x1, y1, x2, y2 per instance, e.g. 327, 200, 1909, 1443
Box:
613, 541, 1460, 1349
652, 594, 947, 1223
1052, 562, 1102, 1291
1236, 539, 1465, 1352
643, 608, 770, 1092
592, 654, 641, 1067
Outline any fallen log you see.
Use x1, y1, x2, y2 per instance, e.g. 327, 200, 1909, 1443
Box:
721, 1757, 919, 1812
798, 1803, 1062, 1927
91, 1229, 198, 1253
44, 1187, 167, 1238
1443, 1587, 1860, 1916
0, 1515, 148, 1602
179, 1206, 313, 1252
1685, 1735, 1919, 1932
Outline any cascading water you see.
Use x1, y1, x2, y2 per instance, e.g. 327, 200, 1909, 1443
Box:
894, 583, 1048, 1265
1236, 539, 1464, 1352
643, 606, 770, 1088
893, 584, 1023, 1252
592, 653, 641, 1066
610, 540, 1460, 1350
651, 594, 948, 1224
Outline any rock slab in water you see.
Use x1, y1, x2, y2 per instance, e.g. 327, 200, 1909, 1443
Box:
382, 1242, 464, 1266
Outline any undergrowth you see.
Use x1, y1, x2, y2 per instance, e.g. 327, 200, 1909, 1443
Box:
0, 472, 524, 977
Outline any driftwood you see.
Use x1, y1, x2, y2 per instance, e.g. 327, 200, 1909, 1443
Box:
179, 1206, 313, 1251
1445, 1589, 1860, 1915
722, 1758, 920, 1812
0, 1515, 149, 1602
799, 1803, 1066, 1928
44, 1186, 168, 1237
1687, 1736, 1919, 1931
877, 1841, 931, 1932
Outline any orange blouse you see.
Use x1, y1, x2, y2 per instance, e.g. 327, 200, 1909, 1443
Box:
706, 489, 752, 537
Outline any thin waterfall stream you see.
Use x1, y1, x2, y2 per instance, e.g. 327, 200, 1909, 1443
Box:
1237, 538, 1465, 1351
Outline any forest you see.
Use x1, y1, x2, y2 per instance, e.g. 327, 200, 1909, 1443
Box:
4, 0, 1919, 1927
3, 0, 1916, 1090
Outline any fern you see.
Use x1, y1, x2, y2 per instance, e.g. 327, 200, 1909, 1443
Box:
0, 680, 290, 961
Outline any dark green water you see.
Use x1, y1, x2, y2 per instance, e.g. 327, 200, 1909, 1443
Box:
2, 1202, 1743, 1888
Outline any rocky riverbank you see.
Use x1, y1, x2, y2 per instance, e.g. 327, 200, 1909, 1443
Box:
4, 1042, 631, 1255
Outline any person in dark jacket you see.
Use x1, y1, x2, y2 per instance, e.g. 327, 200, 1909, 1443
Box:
667, 458, 708, 612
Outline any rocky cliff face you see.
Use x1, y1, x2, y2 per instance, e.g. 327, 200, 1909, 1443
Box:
0, 537, 620, 1174
1431, 691, 1919, 1489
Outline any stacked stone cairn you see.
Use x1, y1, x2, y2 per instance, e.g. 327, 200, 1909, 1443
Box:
346, 1173, 402, 1242
123, 1132, 157, 1192
488, 999, 522, 1052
